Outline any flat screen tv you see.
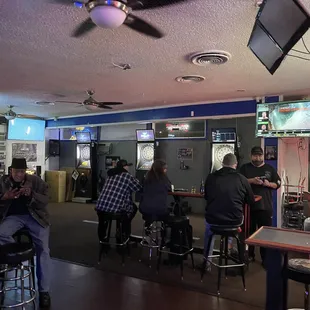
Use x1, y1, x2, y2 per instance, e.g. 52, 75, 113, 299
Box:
211, 128, 236, 143
136, 129, 155, 142
76, 131, 91, 143
8, 118, 45, 141
256, 101, 310, 137
248, 0, 310, 74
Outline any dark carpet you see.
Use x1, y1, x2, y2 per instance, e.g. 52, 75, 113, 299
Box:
49, 202, 305, 309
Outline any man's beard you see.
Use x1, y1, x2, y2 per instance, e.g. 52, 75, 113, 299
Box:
252, 160, 263, 167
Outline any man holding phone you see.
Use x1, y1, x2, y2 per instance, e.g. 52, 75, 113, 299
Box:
240, 146, 281, 264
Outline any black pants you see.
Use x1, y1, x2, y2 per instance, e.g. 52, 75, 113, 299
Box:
97, 204, 138, 241
249, 210, 272, 262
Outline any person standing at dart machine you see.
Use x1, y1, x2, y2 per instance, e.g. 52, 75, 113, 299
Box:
239, 146, 281, 264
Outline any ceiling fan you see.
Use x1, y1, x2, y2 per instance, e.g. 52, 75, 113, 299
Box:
0, 106, 42, 121
51, 0, 187, 38
54, 90, 124, 111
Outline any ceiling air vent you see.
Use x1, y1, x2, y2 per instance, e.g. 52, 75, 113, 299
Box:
175, 75, 205, 83
190, 50, 231, 66
35, 101, 55, 106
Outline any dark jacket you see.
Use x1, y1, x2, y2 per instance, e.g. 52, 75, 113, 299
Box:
204, 167, 255, 226
0, 174, 49, 228
139, 176, 171, 217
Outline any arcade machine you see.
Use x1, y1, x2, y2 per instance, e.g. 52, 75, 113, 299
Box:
135, 129, 155, 200
210, 128, 237, 172
72, 131, 98, 203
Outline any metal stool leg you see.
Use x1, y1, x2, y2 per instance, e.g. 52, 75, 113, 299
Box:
224, 236, 229, 279
236, 235, 246, 291
217, 236, 224, 295
20, 265, 25, 310
157, 228, 165, 274
305, 284, 309, 310
30, 256, 35, 290
179, 229, 184, 280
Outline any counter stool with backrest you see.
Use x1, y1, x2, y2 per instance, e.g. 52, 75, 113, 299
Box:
157, 216, 194, 280
13, 229, 36, 290
285, 258, 310, 310
0, 243, 36, 308
200, 224, 246, 295
98, 212, 130, 266
139, 219, 164, 268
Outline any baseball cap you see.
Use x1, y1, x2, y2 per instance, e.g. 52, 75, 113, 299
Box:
251, 146, 263, 155
117, 159, 133, 168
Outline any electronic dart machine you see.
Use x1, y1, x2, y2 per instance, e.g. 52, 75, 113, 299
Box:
210, 128, 237, 173
72, 131, 98, 203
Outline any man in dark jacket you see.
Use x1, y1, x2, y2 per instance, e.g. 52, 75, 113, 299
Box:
204, 153, 255, 259
0, 158, 51, 308
96, 159, 141, 241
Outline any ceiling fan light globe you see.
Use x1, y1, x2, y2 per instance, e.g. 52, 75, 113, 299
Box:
90, 6, 127, 29
4, 114, 16, 121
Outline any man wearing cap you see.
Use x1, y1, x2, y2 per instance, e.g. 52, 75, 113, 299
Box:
0, 158, 51, 308
96, 159, 142, 243
240, 146, 281, 263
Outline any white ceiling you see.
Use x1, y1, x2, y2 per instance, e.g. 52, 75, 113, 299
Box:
1, 0, 310, 118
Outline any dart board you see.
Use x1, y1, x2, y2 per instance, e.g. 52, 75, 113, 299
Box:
136, 143, 155, 170
211, 143, 235, 172
77, 144, 91, 168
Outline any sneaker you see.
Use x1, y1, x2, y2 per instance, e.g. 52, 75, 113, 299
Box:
39, 292, 51, 308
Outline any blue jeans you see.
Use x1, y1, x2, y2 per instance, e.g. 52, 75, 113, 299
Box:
204, 221, 233, 257
0, 215, 51, 292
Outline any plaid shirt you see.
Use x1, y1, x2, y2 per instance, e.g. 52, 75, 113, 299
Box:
96, 170, 141, 213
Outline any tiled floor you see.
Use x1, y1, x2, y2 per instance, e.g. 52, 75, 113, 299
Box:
3, 259, 261, 310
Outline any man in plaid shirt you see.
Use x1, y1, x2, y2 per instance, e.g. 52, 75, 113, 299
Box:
96, 159, 141, 241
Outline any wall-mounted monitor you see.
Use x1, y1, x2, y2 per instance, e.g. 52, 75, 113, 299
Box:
8, 118, 45, 141
211, 128, 236, 143
136, 129, 155, 142
76, 132, 91, 143
155, 120, 206, 139
256, 101, 310, 137
248, 0, 310, 74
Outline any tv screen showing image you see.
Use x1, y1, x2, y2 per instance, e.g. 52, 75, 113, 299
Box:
136, 130, 155, 142
8, 118, 45, 141
76, 132, 91, 143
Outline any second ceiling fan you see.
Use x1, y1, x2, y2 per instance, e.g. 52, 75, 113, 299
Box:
51, 0, 187, 38
55, 90, 124, 111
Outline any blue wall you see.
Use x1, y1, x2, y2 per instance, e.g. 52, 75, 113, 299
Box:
46, 99, 257, 128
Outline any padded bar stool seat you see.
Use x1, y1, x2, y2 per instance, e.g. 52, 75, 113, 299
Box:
286, 258, 310, 310
0, 243, 36, 309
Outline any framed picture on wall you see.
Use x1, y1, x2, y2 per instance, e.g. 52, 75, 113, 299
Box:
177, 148, 193, 160
265, 145, 277, 160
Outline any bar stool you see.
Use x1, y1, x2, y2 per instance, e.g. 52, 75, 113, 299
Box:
139, 220, 164, 267
200, 225, 246, 295
157, 217, 195, 280
285, 258, 310, 310
0, 243, 36, 308
13, 229, 36, 290
98, 212, 130, 266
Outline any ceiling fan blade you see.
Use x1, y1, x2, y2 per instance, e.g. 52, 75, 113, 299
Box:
130, 0, 187, 11
97, 105, 113, 110
71, 18, 96, 38
54, 100, 83, 104
96, 102, 124, 106
17, 114, 43, 120
124, 14, 164, 38
50, 0, 75, 5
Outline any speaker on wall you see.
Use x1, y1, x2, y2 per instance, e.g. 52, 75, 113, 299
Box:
49, 140, 60, 156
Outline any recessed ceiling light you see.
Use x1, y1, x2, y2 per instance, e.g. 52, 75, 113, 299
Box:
35, 101, 55, 106
236, 89, 246, 92
190, 50, 232, 66
175, 75, 205, 83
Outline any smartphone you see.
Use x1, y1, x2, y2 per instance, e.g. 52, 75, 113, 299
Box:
259, 176, 267, 181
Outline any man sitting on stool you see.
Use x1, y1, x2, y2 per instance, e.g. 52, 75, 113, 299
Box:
0, 158, 51, 308
204, 153, 255, 267
96, 159, 142, 244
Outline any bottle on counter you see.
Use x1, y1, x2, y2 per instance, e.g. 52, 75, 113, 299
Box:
200, 179, 205, 194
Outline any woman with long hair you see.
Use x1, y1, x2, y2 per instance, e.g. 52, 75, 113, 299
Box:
139, 159, 171, 222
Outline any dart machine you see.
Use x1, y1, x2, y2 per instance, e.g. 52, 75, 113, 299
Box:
210, 128, 237, 173
135, 129, 155, 196
72, 132, 98, 203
